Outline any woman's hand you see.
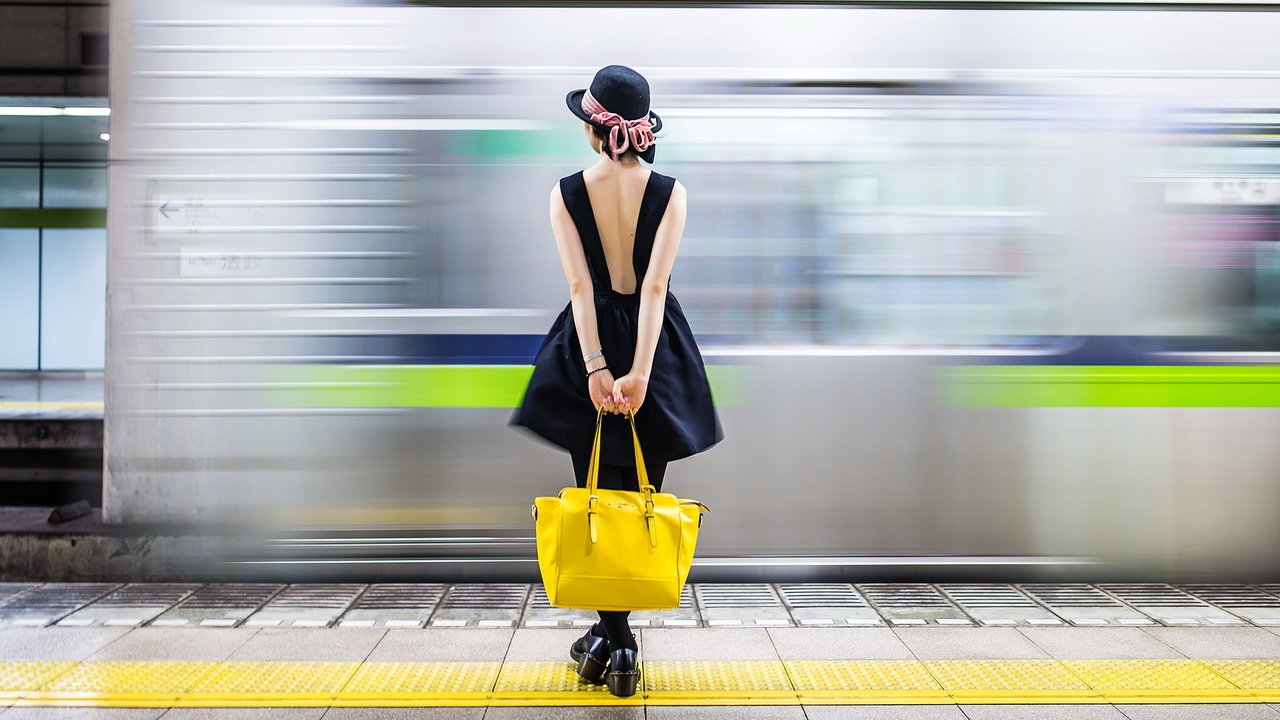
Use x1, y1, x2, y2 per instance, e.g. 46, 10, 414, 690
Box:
588, 368, 621, 413
612, 372, 649, 414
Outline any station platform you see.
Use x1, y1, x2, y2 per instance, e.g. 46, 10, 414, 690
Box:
0, 374, 103, 421
0, 368, 103, 420
2, 583, 1280, 718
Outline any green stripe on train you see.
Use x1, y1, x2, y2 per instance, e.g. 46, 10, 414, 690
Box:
272, 364, 1280, 409
944, 365, 1280, 407
275, 364, 750, 408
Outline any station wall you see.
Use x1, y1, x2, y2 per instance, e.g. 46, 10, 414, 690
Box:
0, 163, 107, 370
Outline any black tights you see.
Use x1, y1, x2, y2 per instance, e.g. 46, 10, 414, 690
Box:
594, 610, 636, 650
569, 447, 665, 652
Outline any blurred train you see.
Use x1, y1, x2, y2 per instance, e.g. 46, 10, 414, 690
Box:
107, 1, 1280, 581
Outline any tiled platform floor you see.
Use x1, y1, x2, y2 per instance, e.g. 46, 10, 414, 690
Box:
3, 621, 1280, 718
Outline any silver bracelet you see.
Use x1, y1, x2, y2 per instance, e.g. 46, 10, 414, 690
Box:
582, 350, 604, 364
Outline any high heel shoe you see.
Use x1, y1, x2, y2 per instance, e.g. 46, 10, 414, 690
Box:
605, 634, 639, 698
570, 626, 610, 684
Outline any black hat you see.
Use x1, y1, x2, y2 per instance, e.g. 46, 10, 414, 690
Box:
567, 65, 663, 163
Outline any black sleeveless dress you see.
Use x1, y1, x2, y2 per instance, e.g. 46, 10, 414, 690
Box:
509, 169, 723, 470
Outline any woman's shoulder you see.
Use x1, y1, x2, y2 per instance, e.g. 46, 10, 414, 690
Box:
549, 171, 588, 207
553, 167, 681, 195
643, 170, 683, 207
648, 169, 686, 195
649, 168, 678, 185
552, 169, 585, 191
648, 171, 685, 208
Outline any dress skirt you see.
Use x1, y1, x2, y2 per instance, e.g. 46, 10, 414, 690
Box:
509, 288, 722, 470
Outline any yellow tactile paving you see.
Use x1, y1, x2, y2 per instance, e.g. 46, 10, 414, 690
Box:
1202, 659, 1280, 702
25, 661, 218, 705
177, 661, 360, 707
491, 661, 638, 705
786, 659, 949, 703
0, 662, 79, 700
1062, 659, 1244, 701
924, 659, 1102, 703
645, 660, 795, 704
336, 661, 499, 706
3, 658, 1279, 706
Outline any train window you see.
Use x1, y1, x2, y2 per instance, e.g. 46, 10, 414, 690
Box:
421, 83, 1079, 350
1133, 108, 1280, 354
638, 96, 1073, 349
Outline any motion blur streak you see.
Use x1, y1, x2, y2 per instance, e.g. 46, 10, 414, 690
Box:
106, 1, 1280, 580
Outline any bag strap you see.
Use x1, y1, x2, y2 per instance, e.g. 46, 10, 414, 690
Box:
586, 407, 659, 546
585, 406, 655, 495
586, 406, 604, 494
628, 410, 659, 547
586, 409, 602, 543
627, 410, 656, 495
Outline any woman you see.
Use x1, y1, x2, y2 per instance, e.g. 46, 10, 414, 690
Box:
509, 65, 723, 698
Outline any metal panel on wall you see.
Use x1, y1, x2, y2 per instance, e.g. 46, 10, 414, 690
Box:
0, 229, 40, 370
40, 228, 107, 370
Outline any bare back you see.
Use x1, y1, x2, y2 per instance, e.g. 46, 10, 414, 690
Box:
581, 166, 653, 295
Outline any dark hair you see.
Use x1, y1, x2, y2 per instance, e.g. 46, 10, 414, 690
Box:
590, 124, 642, 162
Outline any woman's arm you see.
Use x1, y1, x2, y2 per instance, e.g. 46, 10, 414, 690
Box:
549, 183, 617, 412
613, 181, 687, 411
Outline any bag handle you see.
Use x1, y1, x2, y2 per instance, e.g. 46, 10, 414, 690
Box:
585, 406, 654, 495
586, 406, 659, 546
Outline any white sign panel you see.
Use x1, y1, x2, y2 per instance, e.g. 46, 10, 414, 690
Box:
1165, 179, 1280, 205
179, 248, 266, 277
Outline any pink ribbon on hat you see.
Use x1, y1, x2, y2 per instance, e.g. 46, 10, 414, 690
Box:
582, 89, 655, 158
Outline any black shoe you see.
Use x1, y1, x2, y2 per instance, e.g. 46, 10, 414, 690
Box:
569, 623, 607, 664
569, 626, 592, 664
605, 635, 639, 698
570, 627, 610, 684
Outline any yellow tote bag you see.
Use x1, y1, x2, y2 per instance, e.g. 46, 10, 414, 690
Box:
533, 407, 709, 611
